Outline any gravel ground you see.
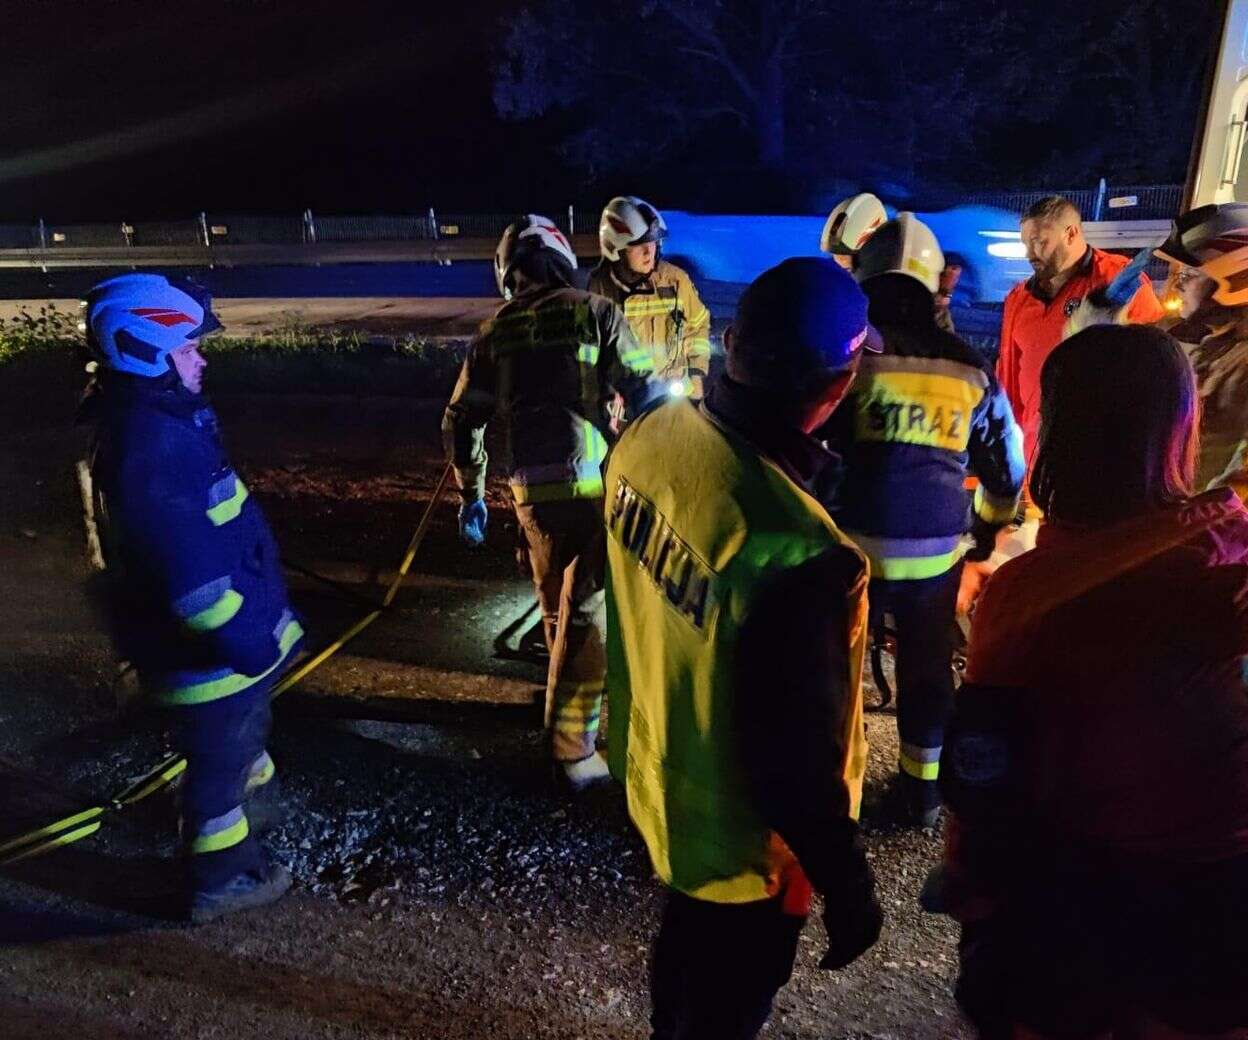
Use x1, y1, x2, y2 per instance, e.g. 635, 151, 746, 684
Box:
0, 359, 973, 1039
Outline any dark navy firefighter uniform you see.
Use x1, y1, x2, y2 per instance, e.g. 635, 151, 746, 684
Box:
85, 274, 302, 908
93, 372, 303, 891
821, 274, 1024, 816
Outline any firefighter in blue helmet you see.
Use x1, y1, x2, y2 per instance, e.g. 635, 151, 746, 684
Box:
85, 273, 302, 923
819, 215, 1025, 827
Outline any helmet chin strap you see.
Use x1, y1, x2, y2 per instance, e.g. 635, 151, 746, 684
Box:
611, 262, 645, 289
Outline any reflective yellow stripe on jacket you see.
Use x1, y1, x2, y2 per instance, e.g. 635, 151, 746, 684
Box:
158, 616, 304, 706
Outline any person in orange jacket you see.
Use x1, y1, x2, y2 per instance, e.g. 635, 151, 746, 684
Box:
937, 324, 1248, 1038
998, 195, 1165, 469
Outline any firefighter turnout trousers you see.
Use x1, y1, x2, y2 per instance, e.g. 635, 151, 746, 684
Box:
869, 562, 963, 813
176, 680, 277, 890
515, 498, 608, 762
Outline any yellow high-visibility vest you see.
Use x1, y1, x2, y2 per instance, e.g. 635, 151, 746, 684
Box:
605, 399, 868, 903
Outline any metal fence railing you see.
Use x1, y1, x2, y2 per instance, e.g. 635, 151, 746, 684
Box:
313, 213, 435, 242
434, 213, 520, 240
205, 214, 308, 245
435, 210, 581, 240
961, 183, 1184, 222
129, 220, 204, 247
1097, 184, 1185, 221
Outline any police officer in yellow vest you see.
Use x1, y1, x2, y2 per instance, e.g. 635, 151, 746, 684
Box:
588, 196, 712, 401
605, 257, 885, 1039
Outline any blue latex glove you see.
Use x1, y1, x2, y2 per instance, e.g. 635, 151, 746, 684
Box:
1065, 246, 1156, 338
458, 499, 488, 547
1098, 245, 1154, 309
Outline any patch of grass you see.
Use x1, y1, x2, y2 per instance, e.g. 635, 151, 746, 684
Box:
203, 329, 468, 396
0, 308, 469, 398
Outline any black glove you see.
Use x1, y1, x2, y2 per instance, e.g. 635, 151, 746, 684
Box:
818, 869, 884, 970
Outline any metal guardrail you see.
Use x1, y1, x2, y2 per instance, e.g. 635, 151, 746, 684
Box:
0, 235, 602, 270
0, 186, 1184, 271
0, 208, 587, 268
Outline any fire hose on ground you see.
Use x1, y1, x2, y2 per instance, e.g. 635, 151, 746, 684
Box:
0, 462, 454, 868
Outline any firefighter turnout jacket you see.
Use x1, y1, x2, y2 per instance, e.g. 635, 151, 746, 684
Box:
605, 385, 870, 906
588, 260, 712, 398
92, 372, 304, 706
443, 286, 659, 506
822, 283, 1025, 580
1182, 323, 1248, 492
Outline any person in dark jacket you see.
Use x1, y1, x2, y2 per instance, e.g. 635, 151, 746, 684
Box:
940, 324, 1248, 1038
443, 215, 660, 790
1155, 202, 1248, 496
87, 273, 301, 923
821, 213, 1025, 826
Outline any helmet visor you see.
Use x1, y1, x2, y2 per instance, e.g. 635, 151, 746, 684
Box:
166, 276, 223, 339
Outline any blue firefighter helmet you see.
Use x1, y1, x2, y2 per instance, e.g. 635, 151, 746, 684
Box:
85, 273, 223, 379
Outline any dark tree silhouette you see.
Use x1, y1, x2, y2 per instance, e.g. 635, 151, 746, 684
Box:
493, 0, 1223, 206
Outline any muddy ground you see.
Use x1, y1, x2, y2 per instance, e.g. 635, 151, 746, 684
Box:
0, 349, 971, 1039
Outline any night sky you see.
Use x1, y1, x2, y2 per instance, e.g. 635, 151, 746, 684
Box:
0, 0, 530, 221
0, 1, 1223, 223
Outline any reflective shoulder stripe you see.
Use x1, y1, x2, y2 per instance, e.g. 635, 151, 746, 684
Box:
206, 474, 249, 526
190, 806, 249, 854
160, 618, 304, 706
493, 299, 597, 358
973, 484, 1020, 525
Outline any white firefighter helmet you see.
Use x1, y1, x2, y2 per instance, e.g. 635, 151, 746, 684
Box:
494, 214, 578, 299
599, 196, 667, 262
1155, 203, 1248, 307
820, 193, 887, 256
853, 212, 945, 295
